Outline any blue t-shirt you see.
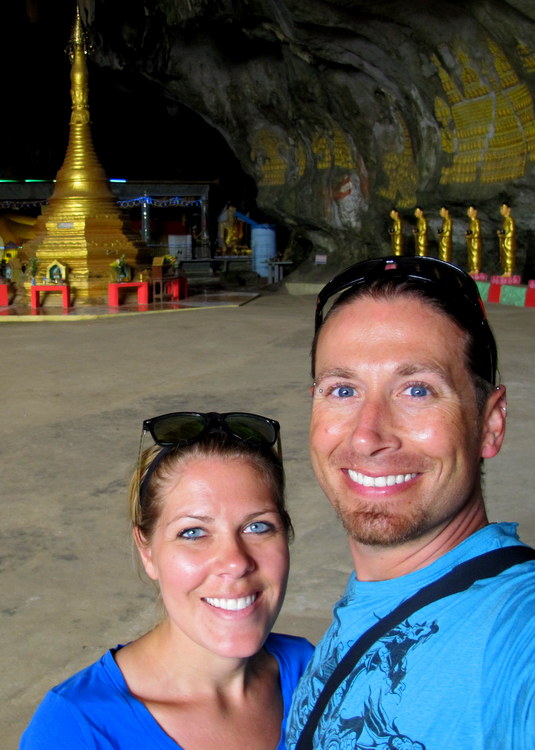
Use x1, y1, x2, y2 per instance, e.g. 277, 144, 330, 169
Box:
21, 632, 314, 749
287, 523, 535, 750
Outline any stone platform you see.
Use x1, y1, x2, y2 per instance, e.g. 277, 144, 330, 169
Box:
0, 291, 260, 322
1, 290, 534, 746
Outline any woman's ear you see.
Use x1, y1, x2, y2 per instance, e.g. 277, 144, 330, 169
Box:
133, 526, 158, 580
480, 385, 507, 459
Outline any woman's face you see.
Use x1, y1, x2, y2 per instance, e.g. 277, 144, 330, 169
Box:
135, 456, 289, 660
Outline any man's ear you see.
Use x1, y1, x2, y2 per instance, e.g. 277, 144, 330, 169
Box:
480, 385, 507, 459
133, 526, 158, 581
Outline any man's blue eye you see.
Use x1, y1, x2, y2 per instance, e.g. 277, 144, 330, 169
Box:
333, 386, 356, 398
406, 385, 429, 398
179, 527, 206, 539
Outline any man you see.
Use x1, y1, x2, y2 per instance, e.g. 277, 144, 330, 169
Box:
287, 256, 535, 749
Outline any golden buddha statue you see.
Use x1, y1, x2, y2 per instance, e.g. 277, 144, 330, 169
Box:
218, 204, 244, 255
465, 205, 482, 274
388, 209, 403, 256
497, 202, 516, 276
412, 207, 428, 257
437, 206, 453, 262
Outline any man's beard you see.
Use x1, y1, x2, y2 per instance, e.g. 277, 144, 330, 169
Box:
334, 498, 431, 547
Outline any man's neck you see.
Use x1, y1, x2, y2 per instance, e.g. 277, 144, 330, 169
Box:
349, 504, 489, 582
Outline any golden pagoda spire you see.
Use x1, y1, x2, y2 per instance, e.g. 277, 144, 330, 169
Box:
50, 4, 114, 204
24, 2, 144, 305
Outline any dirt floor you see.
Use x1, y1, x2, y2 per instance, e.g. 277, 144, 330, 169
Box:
2, 289, 534, 747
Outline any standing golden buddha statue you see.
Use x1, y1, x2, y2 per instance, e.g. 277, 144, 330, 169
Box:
412, 207, 428, 256
388, 209, 403, 256
437, 206, 453, 262
497, 202, 516, 276
465, 205, 482, 274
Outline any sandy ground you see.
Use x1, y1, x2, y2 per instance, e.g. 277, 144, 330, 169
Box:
1, 289, 534, 747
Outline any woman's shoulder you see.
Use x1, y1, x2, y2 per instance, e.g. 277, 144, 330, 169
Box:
20, 649, 127, 749
48, 647, 125, 700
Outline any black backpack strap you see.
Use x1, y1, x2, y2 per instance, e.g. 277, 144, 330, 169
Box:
295, 545, 535, 750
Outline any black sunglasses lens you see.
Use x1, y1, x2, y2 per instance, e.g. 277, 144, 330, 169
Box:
151, 413, 206, 445
224, 413, 278, 445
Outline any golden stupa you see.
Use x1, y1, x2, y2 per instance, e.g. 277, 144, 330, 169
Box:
24, 5, 145, 304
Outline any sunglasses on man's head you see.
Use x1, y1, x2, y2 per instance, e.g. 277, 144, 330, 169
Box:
315, 256, 488, 330
313, 255, 496, 385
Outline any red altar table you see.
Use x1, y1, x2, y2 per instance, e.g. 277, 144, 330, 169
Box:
31, 284, 70, 309
0, 284, 9, 306
108, 281, 149, 307
155, 276, 189, 301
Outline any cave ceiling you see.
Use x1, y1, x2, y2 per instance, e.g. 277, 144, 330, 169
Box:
5, 0, 535, 271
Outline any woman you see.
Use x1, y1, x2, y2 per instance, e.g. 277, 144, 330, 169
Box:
21, 411, 313, 749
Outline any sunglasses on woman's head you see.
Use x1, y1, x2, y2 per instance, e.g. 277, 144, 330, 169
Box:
143, 411, 280, 448
137, 411, 281, 508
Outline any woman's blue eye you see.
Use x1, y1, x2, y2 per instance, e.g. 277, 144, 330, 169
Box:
179, 527, 206, 539
244, 521, 273, 534
405, 384, 430, 398
332, 386, 356, 398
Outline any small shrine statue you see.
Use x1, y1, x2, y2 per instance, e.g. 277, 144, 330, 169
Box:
218, 204, 244, 255
497, 202, 516, 276
465, 205, 482, 274
388, 209, 403, 256
412, 206, 428, 257
437, 206, 453, 263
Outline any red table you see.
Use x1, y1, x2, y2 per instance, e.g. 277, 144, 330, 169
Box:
31, 284, 70, 309
152, 275, 189, 303
108, 281, 149, 307
0, 284, 9, 306
165, 276, 188, 300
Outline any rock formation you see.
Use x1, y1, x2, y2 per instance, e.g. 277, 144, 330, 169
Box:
52, 2, 535, 277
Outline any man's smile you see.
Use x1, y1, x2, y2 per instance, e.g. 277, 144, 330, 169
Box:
347, 470, 418, 488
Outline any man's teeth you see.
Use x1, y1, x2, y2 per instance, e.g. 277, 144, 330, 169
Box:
348, 470, 417, 487
204, 595, 257, 611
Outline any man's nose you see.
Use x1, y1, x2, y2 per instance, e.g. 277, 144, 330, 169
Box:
346, 395, 401, 455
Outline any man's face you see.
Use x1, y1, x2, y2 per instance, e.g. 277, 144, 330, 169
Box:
310, 295, 502, 550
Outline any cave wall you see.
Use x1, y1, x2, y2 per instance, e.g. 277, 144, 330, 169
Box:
83, 0, 535, 277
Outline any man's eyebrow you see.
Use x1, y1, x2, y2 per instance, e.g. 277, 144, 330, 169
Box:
397, 362, 453, 385
314, 367, 354, 382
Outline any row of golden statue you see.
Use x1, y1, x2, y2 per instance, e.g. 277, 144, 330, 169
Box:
388, 203, 516, 277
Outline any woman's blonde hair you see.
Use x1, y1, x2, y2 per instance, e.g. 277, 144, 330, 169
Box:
128, 432, 292, 544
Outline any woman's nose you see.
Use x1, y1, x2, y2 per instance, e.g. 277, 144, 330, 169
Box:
215, 536, 255, 578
